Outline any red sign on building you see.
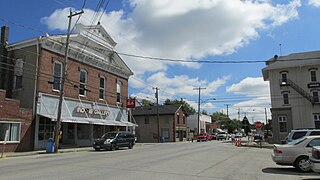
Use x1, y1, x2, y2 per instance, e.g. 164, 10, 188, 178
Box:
127, 98, 136, 108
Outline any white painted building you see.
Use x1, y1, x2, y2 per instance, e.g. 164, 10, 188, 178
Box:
262, 51, 320, 143
187, 114, 211, 133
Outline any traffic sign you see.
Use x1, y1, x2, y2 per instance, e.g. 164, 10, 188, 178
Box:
255, 121, 263, 129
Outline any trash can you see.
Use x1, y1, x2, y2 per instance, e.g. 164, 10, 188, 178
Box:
46, 138, 55, 153
161, 137, 165, 143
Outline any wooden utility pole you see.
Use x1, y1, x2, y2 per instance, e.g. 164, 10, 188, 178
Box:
54, 9, 83, 153
193, 87, 206, 134
153, 87, 160, 143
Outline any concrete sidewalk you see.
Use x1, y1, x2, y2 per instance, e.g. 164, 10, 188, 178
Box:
240, 139, 273, 149
1, 143, 147, 158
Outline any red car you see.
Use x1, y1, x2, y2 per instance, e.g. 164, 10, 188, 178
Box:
197, 133, 212, 142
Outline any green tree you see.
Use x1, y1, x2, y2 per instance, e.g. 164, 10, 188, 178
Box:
211, 112, 239, 133
164, 99, 196, 115
139, 99, 153, 106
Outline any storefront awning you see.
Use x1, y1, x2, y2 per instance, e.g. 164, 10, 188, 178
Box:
38, 113, 137, 127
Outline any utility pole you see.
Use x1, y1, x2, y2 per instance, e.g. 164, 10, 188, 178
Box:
54, 9, 83, 153
193, 87, 206, 134
238, 107, 240, 131
265, 107, 268, 139
225, 104, 231, 119
153, 87, 160, 143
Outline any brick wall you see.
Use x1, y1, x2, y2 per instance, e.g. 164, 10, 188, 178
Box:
0, 89, 33, 152
37, 49, 129, 107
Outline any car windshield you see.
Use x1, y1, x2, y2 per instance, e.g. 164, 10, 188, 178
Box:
288, 137, 306, 145
102, 132, 118, 139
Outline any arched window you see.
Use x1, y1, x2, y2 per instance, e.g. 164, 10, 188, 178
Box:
79, 69, 87, 96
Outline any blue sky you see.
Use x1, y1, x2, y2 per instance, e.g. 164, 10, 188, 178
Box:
1, 0, 320, 122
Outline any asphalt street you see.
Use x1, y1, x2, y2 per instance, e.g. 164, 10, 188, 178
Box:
0, 140, 319, 180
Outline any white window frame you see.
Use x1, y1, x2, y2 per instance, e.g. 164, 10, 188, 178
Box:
79, 69, 87, 96
283, 93, 289, 105
0, 121, 21, 143
116, 80, 122, 103
278, 116, 287, 133
281, 72, 288, 84
99, 76, 105, 100
53, 61, 62, 91
311, 70, 317, 82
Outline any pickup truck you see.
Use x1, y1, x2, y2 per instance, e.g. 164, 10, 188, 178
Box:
196, 133, 211, 142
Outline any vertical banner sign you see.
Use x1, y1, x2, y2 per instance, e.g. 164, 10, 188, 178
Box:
1, 130, 9, 158
127, 98, 136, 108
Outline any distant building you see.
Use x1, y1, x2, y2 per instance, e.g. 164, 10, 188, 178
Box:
132, 104, 188, 142
187, 114, 211, 133
0, 24, 134, 151
262, 51, 320, 143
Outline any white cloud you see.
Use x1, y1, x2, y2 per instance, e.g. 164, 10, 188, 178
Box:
226, 77, 270, 97
225, 77, 271, 122
146, 72, 229, 97
309, 0, 320, 7
41, 0, 301, 76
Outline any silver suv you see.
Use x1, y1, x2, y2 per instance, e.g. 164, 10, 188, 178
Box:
281, 129, 320, 144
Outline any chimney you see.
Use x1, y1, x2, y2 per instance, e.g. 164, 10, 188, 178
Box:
0, 26, 9, 89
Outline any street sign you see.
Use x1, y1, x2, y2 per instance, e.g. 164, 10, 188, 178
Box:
127, 98, 136, 108
255, 121, 263, 129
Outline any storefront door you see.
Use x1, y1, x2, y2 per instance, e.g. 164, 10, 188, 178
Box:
63, 123, 76, 145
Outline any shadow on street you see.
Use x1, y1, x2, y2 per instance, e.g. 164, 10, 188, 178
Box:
262, 167, 319, 177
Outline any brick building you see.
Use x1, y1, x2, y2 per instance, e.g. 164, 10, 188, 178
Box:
132, 104, 188, 143
0, 24, 134, 151
0, 89, 33, 152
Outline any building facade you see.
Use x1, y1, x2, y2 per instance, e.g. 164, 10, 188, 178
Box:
0, 24, 134, 151
187, 114, 212, 133
0, 89, 33, 152
132, 104, 188, 143
262, 51, 320, 143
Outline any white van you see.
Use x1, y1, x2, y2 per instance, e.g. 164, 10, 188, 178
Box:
281, 129, 320, 144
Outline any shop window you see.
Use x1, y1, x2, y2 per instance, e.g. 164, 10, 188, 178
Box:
145, 116, 149, 124
79, 70, 87, 96
278, 116, 287, 132
311, 70, 317, 82
0, 122, 21, 142
53, 61, 62, 91
38, 117, 55, 141
13, 58, 24, 89
77, 124, 90, 139
99, 76, 105, 99
314, 114, 320, 129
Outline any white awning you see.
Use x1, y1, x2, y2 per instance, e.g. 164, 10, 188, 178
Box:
37, 113, 136, 127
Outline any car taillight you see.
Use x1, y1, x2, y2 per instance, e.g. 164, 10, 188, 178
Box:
273, 146, 283, 154
312, 149, 320, 159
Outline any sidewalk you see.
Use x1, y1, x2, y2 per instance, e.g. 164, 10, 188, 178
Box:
1, 143, 147, 158
240, 139, 273, 149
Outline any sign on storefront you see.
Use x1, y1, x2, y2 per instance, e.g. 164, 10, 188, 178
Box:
127, 98, 136, 108
75, 106, 110, 116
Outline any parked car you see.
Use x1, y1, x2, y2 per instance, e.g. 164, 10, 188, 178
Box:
309, 146, 320, 174
271, 135, 320, 172
93, 131, 135, 151
197, 133, 209, 142
253, 134, 263, 142
281, 129, 320, 144
216, 131, 227, 141
210, 133, 217, 140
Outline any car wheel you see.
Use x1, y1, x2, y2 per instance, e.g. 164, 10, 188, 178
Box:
94, 148, 100, 151
110, 143, 116, 151
294, 156, 311, 172
128, 142, 133, 149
